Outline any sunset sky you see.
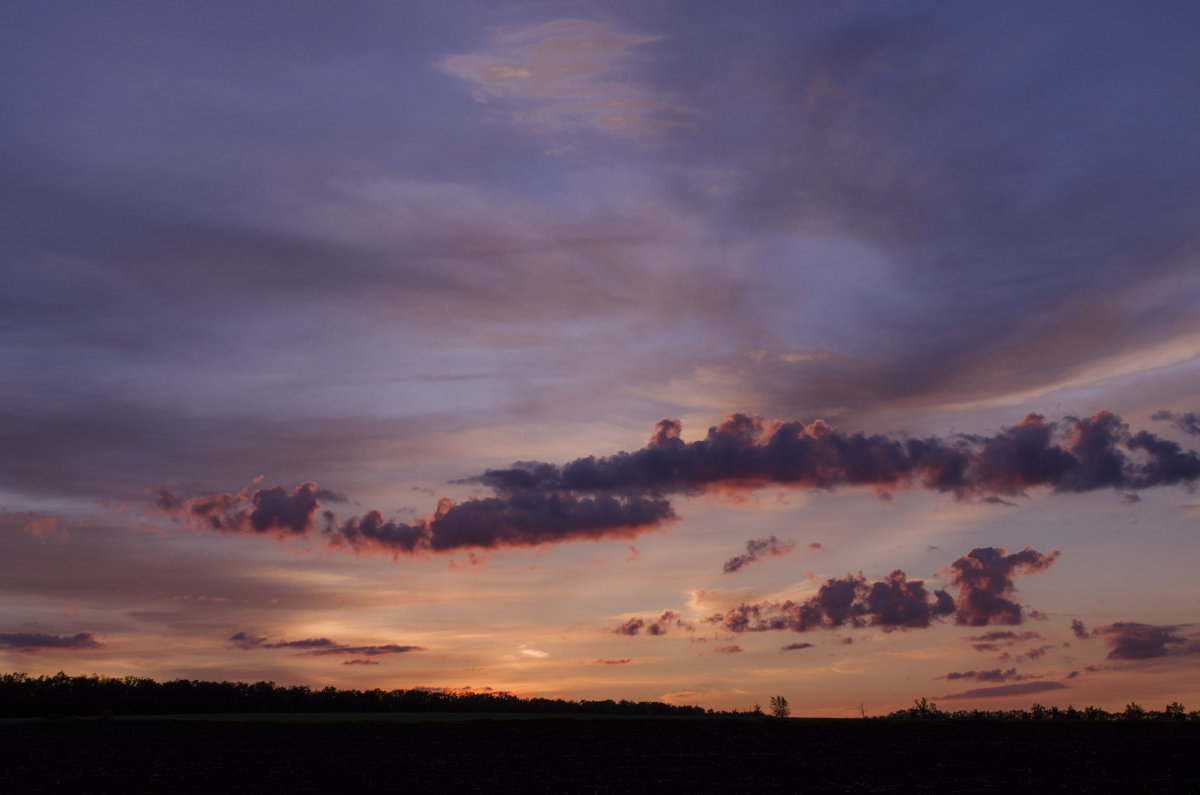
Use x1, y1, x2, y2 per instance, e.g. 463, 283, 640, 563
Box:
4, 1, 1200, 716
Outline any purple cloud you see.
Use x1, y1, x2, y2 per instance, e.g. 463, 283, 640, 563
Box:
723, 535, 795, 573
936, 681, 1070, 701
1094, 622, 1194, 660
0, 632, 102, 651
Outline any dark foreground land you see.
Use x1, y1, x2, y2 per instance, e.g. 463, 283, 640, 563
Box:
3, 715, 1197, 793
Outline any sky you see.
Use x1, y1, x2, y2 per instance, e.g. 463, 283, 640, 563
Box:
3, 0, 1200, 716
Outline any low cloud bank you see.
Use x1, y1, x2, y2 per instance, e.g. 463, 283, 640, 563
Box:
618, 546, 1058, 637
153, 410, 1200, 557
0, 632, 101, 651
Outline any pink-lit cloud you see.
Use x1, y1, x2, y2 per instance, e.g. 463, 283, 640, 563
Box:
626, 546, 1057, 640
949, 546, 1060, 626
151, 411, 1199, 561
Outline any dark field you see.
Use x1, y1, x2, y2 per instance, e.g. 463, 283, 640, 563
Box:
3, 715, 1197, 792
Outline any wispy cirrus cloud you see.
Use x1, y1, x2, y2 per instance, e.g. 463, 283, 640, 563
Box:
440, 19, 688, 146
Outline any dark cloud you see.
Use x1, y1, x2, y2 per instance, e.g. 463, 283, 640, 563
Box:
962, 630, 1042, 653
709, 568, 955, 634
229, 633, 422, 657
722, 535, 795, 573
592, 659, 631, 665
160, 481, 674, 558
0, 631, 102, 651
341, 659, 379, 666
781, 642, 813, 652
1094, 622, 1193, 660
266, 638, 340, 651
715, 645, 743, 654
1071, 619, 1090, 640
154, 410, 1198, 558
1016, 646, 1052, 662
939, 668, 1030, 683
950, 546, 1060, 626
155, 483, 335, 538
611, 610, 692, 637
936, 681, 1070, 702
702, 546, 1055, 637
1152, 410, 1200, 436
476, 411, 1200, 501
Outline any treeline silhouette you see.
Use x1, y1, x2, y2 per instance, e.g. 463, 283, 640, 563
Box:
0, 672, 711, 719
4, 672, 1198, 721
885, 696, 1200, 721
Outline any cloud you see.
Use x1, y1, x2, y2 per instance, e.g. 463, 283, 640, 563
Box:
342, 659, 379, 666
21, 514, 69, 541
154, 482, 342, 538
475, 411, 1200, 502
592, 658, 631, 665
704, 546, 1055, 636
1093, 622, 1194, 660
709, 567, 955, 634
153, 410, 1199, 559
229, 633, 422, 657
781, 642, 813, 652
722, 535, 795, 573
159, 482, 675, 558
961, 630, 1043, 653
439, 19, 687, 145
949, 546, 1060, 626
611, 610, 693, 637
715, 645, 742, 654
1152, 410, 1200, 436
0, 631, 102, 651
1071, 619, 1090, 640
936, 681, 1070, 702
938, 668, 1031, 683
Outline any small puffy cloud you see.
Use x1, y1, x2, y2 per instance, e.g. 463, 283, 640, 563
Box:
611, 610, 693, 637
722, 535, 795, 573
